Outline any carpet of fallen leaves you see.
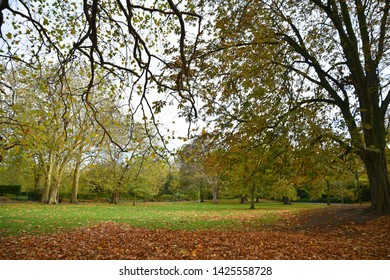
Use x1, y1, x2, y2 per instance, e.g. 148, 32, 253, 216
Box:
1, 205, 389, 260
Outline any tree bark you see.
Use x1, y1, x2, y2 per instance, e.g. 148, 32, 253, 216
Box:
326, 180, 331, 206
361, 149, 390, 213
212, 183, 218, 204
41, 154, 53, 203
47, 176, 60, 204
47, 157, 68, 204
70, 156, 82, 204
249, 183, 256, 209
111, 191, 120, 204
354, 172, 362, 204
199, 185, 205, 202
283, 196, 292, 205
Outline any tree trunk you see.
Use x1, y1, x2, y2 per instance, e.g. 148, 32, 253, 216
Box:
32, 158, 43, 193
283, 196, 291, 205
361, 150, 390, 213
48, 170, 62, 204
212, 183, 218, 204
70, 156, 82, 204
41, 155, 53, 203
274, 0, 390, 213
47, 179, 59, 204
47, 158, 67, 204
199, 185, 205, 202
111, 192, 120, 204
249, 183, 255, 209
326, 180, 331, 206
355, 173, 362, 204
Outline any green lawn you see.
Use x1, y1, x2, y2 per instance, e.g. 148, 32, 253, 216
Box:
0, 200, 324, 236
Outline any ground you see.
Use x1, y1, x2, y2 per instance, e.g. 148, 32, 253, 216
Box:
0, 204, 389, 260
276, 204, 379, 231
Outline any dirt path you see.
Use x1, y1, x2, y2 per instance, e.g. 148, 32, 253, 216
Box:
281, 204, 379, 232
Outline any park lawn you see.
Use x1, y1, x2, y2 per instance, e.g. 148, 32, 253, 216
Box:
0, 200, 324, 236
1, 201, 389, 259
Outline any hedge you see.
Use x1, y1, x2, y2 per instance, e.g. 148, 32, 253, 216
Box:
0, 185, 22, 196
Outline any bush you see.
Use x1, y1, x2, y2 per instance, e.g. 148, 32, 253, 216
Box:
76, 193, 110, 202
0, 185, 21, 196
26, 191, 42, 201
159, 194, 174, 202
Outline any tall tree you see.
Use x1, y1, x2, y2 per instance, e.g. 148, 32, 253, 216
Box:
267, 0, 390, 213
0, 0, 203, 150
194, 0, 390, 213
0, 64, 108, 203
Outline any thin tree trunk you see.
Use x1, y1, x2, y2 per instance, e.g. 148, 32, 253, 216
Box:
326, 179, 331, 206
70, 156, 82, 204
199, 185, 205, 202
212, 183, 218, 204
41, 155, 53, 203
32, 157, 43, 193
355, 172, 362, 204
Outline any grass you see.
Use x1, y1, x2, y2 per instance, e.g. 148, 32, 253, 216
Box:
0, 200, 325, 236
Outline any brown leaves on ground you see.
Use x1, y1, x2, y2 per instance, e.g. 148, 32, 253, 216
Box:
0, 205, 389, 260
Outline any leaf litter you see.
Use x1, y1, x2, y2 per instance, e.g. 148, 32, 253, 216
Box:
0, 205, 389, 260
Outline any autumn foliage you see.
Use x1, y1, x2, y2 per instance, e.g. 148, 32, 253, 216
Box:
1, 205, 389, 260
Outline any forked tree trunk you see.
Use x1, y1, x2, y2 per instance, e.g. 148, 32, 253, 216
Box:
47, 158, 68, 204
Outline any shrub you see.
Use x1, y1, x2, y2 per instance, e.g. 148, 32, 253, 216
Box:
0, 185, 21, 196
27, 191, 42, 201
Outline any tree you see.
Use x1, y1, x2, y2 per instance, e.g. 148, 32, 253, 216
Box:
341, 152, 367, 204
0, 0, 203, 152
267, 0, 390, 213
0, 64, 112, 203
178, 135, 226, 204
193, 0, 390, 213
130, 157, 170, 201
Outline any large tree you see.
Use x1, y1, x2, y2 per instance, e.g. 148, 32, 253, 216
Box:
195, 0, 390, 213
269, 0, 390, 213
0, 0, 203, 155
